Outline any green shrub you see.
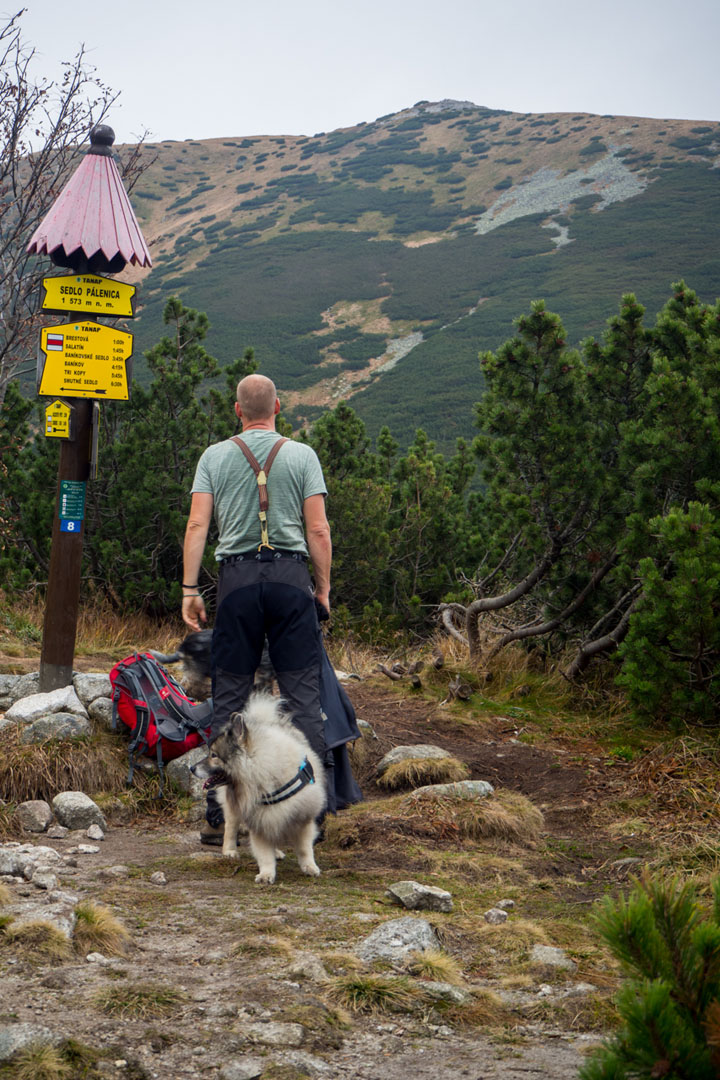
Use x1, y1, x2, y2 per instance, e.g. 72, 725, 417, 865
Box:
580, 874, 720, 1079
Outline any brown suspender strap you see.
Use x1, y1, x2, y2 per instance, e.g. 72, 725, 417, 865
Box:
231, 436, 289, 549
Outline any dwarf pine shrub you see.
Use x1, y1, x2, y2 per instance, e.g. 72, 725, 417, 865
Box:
580, 874, 720, 1079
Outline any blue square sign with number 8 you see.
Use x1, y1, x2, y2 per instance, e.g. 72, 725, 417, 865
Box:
60, 520, 82, 533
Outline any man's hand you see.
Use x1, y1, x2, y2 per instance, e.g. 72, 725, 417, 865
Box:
182, 593, 207, 632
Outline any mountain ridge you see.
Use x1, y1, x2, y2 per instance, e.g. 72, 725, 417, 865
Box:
121, 100, 720, 448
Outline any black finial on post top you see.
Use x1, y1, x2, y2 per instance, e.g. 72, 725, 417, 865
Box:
87, 124, 115, 156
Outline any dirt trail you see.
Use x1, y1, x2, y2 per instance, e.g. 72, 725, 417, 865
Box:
0, 677, 632, 1079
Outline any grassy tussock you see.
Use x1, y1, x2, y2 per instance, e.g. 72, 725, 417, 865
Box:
404, 788, 544, 844
231, 934, 295, 959
73, 901, 131, 957
1, 918, 71, 960
327, 973, 419, 1013
378, 756, 470, 791
406, 947, 465, 985
1, 1043, 71, 1080
436, 988, 516, 1030
94, 982, 185, 1019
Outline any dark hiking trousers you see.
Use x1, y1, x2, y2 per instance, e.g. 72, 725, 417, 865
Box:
210, 552, 326, 759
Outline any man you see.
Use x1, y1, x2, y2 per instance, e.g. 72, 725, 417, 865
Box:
182, 373, 332, 843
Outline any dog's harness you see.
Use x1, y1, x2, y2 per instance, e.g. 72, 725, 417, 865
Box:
202, 757, 316, 805
232, 436, 289, 551
261, 757, 315, 805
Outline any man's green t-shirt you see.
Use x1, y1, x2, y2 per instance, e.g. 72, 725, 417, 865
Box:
191, 432, 327, 560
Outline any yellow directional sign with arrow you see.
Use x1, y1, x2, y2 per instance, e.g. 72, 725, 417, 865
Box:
37, 321, 133, 400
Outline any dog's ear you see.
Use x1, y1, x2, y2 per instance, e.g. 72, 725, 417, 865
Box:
228, 712, 248, 744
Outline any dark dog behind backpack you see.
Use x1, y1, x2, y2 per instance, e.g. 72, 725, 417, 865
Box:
110, 652, 214, 792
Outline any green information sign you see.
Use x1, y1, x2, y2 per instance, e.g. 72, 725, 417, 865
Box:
59, 480, 86, 521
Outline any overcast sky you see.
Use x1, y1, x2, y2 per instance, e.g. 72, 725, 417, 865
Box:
15, 0, 720, 145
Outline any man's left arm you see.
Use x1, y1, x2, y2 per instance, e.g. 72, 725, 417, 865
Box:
303, 493, 332, 614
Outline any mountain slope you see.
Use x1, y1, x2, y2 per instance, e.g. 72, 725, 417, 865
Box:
124, 101, 720, 448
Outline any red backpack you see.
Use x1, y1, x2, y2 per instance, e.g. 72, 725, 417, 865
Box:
110, 652, 214, 792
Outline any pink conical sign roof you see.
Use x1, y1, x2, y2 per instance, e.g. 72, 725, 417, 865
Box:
26, 125, 152, 274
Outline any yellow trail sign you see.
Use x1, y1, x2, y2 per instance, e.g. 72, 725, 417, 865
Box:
38, 321, 133, 400
44, 399, 73, 438
41, 274, 136, 318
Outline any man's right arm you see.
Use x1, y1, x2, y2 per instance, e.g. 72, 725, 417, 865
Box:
182, 491, 214, 631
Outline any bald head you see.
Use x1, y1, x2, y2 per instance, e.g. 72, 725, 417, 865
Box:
236, 374, 278, 423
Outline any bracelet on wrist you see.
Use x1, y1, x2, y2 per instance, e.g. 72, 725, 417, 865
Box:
182, 583, 198, 589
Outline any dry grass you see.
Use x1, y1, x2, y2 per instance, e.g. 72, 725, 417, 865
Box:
0, 881, 11, 905
406, 947, 465, 985
231, 934, 295, 959
73, 901, 131, 957
404, 788, 544, 845
0, 726, 127, 804
0, 594, 183, 660
94, 982, 185, 1019
326, 973, 419, 1014
377, 756, 470, 791
0, 918, 71, 960
1, 1043, 72, 1080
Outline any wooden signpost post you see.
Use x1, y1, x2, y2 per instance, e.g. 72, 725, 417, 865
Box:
26, 124, 151, 692
36, 274, 136, 689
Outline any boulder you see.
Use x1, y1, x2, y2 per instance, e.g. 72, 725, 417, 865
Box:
20, 712, 92, 743
15, 800, 53, 833
0, 842, 61, 876
530, 944, 577, 971
73, 672, 112, 707
409, 779, 494, 801
377, 744, 452, 776
165, 744, 208, 798
5, 686, 87, 724
386, 880, 453, 913
88, 696, 114, 729
356, 916, 439, 963
0, 1023, 62, 1063
51, 792, 107, 831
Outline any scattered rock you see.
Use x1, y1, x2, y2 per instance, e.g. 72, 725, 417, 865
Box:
88, 696, 114, 729
150, 871, 167, 886
73, 672, 112, 707
20, 712, 92, 743
386, 880, 453, 913
86, 952, 112, 964
15, 800, 53, 833
5, 686, 87, 724
219, 1060, 266, 1080
355, 718, 377, 739
420, 981, 472, 1005
165, 745, 208, 798
86, 824, 105, 841
46, 825, 69, 839
98, 865, 131, 880
496, 898, 516, 910
530, 944, 577, 971
285, 951, 328, 982
278, 1049, 334, 1075
356, 916, 440, 963
30, 868, 59, 891
0, 843, 61, 877
409, 779, 495, 800
484, 908, 508, 925
0, 1023, 62, 1063
376, 744, 453, 776
51, 792, 107, 831
237, 1021, 305, 1048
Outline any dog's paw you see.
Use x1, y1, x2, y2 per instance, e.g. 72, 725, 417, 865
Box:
221, 848, 239, 860
299, 860, 321, 877
255, 869, 276, 884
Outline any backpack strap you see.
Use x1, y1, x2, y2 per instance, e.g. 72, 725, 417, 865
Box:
232, 436, 289, 550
